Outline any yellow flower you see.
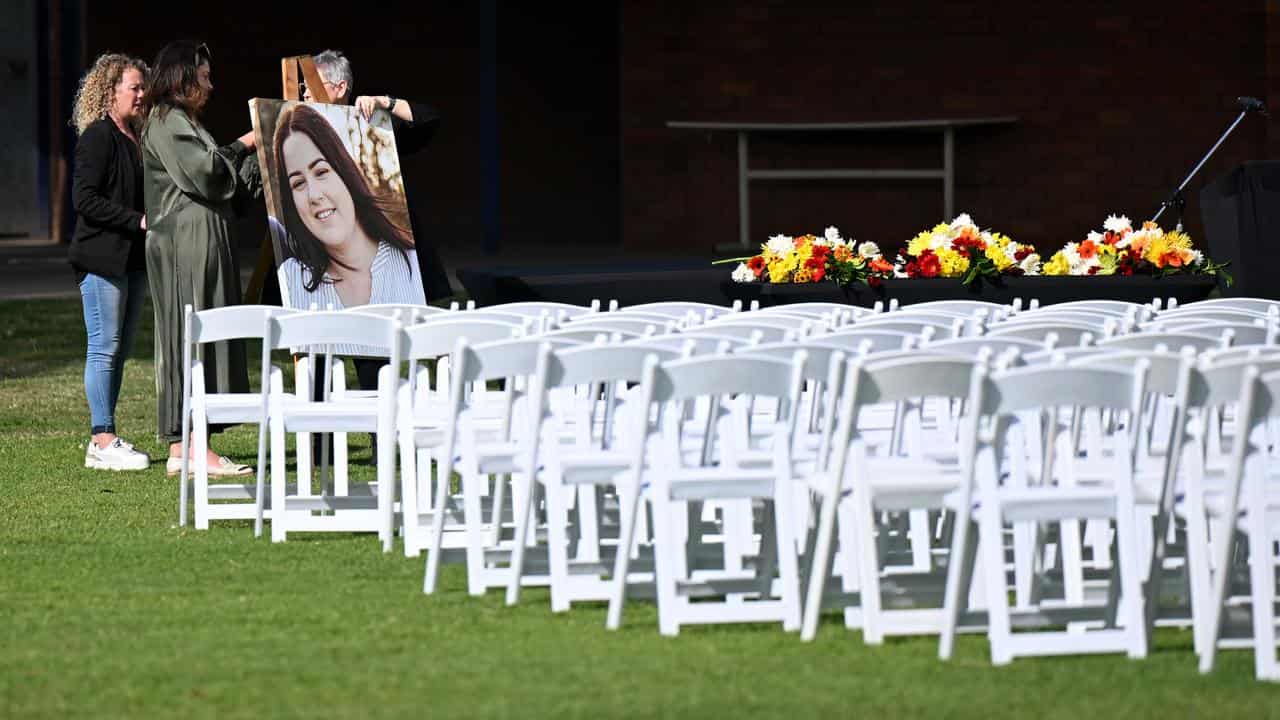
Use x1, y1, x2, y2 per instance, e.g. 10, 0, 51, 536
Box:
935, 247, 970, 276
793, 265, 813, 283
1044, 251, 1070, 276
932, 223, 951, 234
984, 242, 1014, 271
907, 231, 935, 257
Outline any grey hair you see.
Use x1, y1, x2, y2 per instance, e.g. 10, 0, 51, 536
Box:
311, 49, 353, 100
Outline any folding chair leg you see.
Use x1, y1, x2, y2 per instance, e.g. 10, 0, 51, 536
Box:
606, 483, 642, 630
193, 413, 210, 531
505, 474, 538, 607
801, 490, 840, 641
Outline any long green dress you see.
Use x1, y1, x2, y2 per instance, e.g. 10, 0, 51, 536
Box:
141, 105, 252, 443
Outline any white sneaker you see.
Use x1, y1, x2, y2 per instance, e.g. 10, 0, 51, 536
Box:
85, 437, 151, 471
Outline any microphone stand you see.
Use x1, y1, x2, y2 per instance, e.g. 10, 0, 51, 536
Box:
1152, 100, 1262, 230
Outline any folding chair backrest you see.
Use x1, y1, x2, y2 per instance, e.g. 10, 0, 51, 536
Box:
1170, 297, 1280, 315
351, 303, 448, 323
618, 301, 738, 318
456, 336, 579, 386
1001, 309, 1130, 328
925, 335, 1050, 357
984, 363, 1148, 418
486, 301, 597, 318
1155, 306, 1279, 323
818, 329, 923, 353
853, 355, 979, 407
629, 334, 742, 355
650, 353, 807, 405
984, 322, 1098, 346
1144, 320, 1276, 347
1098, 331, 1227, 354
1187, 356, 1280, 409
188, 304, 295, 345
401, 318, 523, 362
562, 317, 671, 335
1069, 348, 1195, 398
548, 342, 683, 388
683, 323, 792, 343
741, 341, 846, 384
541, 328, 643, 343
268, 310, 401, 354
899, 299, 1008, 318
1024, 300, 1151, 319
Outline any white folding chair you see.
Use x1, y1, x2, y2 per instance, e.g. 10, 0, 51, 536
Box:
607, 352, 809, 635
939, 361, 1158, 664
259, 311, 403, 548
506, 341, 686, 610
398, 318, 528, 557
1198, 365, 1280, 681
802, 354, 980, 642
421, 336, 581, 594
179, 303, 297, 529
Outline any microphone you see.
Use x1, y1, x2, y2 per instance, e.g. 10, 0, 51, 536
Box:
1238, 96, 1269, 116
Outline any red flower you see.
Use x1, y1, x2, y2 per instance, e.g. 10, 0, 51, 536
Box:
747, 255, 765, 278
918, 250, 941, 278
1103, 231, 1122, 246
868, 275, 882, 288
1087, 265, 1099, 275
1013, 247, 1031, 261
904, 260, 920, 278
812, 266, 826, 282
952, 235, 985, 259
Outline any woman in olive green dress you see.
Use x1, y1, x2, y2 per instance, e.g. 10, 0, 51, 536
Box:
141, 40, 257, 476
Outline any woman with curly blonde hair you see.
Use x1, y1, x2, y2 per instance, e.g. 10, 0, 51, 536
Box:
69, 52, 152, 471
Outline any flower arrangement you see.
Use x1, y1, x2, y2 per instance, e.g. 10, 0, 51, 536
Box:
895, 213, 1040, 285
1043, 215, 1231, 282
728, 227, 895, 287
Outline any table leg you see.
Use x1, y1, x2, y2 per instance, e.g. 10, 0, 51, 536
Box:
738, 131, 750, 249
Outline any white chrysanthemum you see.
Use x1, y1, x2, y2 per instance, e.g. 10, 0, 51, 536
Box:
1019, 253, 1042, 275
857, 241, 881, 258
1188, 249, 1204, 266
1103, 214, 1132, 233
824, 226, 841, 243
951, 212, 974, 228
1003, 241, 1020, 261
766, 234, 794, 255
893, 255, 909, 278
731, 263, 756, 283
1086, 231, 1105, 244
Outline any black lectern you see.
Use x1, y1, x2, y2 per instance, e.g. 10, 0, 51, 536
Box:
1199, 161, 1280, 299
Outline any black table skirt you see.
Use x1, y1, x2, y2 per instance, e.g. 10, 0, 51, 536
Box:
458, 262, 1218, 309
735, 274, 1219, 309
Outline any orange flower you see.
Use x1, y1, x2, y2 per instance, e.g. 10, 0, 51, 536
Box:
833, 245, 852, 262
869, 258, 893, 273
1078, 239, 1097, 259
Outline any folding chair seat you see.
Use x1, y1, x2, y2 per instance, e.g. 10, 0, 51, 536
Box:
997, 309, 1136, 334
627, 333, 747, 355
897, 300, 1011, 320
1143, 320, 1278, 347
819, 328, 928, 353
259, 311, 403, 549
1165, 297, 1280, 315
606, 352, 810, 635
179, 304, 297, 529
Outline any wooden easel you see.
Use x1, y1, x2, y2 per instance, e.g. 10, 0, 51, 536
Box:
242, 55, 332, 304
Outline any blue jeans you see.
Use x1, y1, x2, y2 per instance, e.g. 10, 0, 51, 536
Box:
79, 271, 146, 435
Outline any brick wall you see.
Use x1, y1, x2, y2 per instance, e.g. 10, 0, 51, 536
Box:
621, 1, 1272, 257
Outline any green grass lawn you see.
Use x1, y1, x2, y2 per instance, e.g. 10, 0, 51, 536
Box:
1, 297, 1278, 718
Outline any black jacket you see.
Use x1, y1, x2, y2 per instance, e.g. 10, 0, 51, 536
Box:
69, 117, 146, 279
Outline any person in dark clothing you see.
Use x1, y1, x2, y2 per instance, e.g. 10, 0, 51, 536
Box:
303, 49, 453, 303
69, 52, 152, 471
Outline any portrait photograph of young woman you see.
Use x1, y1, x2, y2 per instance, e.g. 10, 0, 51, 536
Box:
251, 99, 425, 312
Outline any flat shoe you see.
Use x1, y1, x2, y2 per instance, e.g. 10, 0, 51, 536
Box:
166, 456, 254, 477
